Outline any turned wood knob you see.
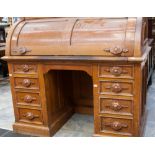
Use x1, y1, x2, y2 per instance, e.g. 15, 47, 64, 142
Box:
111, 83, 122, 93
22, 79, 31, 87
12, 47, 31, 55
24, 95, 33, 103
110, 67, 122, 76
104, 47, 129, 55
105, 121, 128, 131
22, 65, 30, 72
23, 112, 38, 120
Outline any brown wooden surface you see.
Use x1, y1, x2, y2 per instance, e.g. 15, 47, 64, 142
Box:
3, 17, 152, 137
5, 17, 147, 57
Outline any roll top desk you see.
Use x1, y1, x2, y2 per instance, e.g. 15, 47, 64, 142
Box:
3, 17, 152, 137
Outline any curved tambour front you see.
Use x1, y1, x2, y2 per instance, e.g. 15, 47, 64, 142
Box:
6, 17, 144, 57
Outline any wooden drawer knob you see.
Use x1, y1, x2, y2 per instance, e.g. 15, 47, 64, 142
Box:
22, 79, 31, 87
104, 67, 128, 76
104, 121, 128, 131
106, 83, 128, 93
22, 65, 30, 72
110, 67, 122, 76
111, 101, 121, 111
106, 101, 128, 111
23, 112, 39, 120
111, 83, 122, 93
104, 47, 129, 55
24, 95, 36, 103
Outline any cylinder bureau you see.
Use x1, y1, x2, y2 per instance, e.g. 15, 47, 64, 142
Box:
3, 17, 152, 137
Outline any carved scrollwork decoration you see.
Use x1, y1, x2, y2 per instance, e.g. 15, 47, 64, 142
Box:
104, 47, 129, 55
17, 65, 32, 72
105, 101, 128, 111
104, 121, 128, 131
106, 83, 128, 93
104, 66, 128, 76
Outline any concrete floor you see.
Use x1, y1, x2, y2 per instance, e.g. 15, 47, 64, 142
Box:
0, 73, 155, 137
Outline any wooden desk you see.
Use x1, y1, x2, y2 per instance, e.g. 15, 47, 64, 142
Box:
3, 17, 152, 137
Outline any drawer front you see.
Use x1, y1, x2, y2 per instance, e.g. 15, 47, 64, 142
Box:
15, 92, 40, 106
18, 108, 43, 125
99, 65, 133, 78
13, 64, 38, 74
14, 77, 39, 90
100, 117, 133, 135
99, 81, 133, 96
100, 98, 133, 115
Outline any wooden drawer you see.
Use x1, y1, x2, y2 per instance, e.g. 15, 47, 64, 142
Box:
13, 64, 38, 74
15, 91, 41, 107
98, 65, 133, 78
14, 77, 39, 90
99, 97, 133, 115
18, 108, 43, 125
99, 80, 133, 96
100, 117, 133, 136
